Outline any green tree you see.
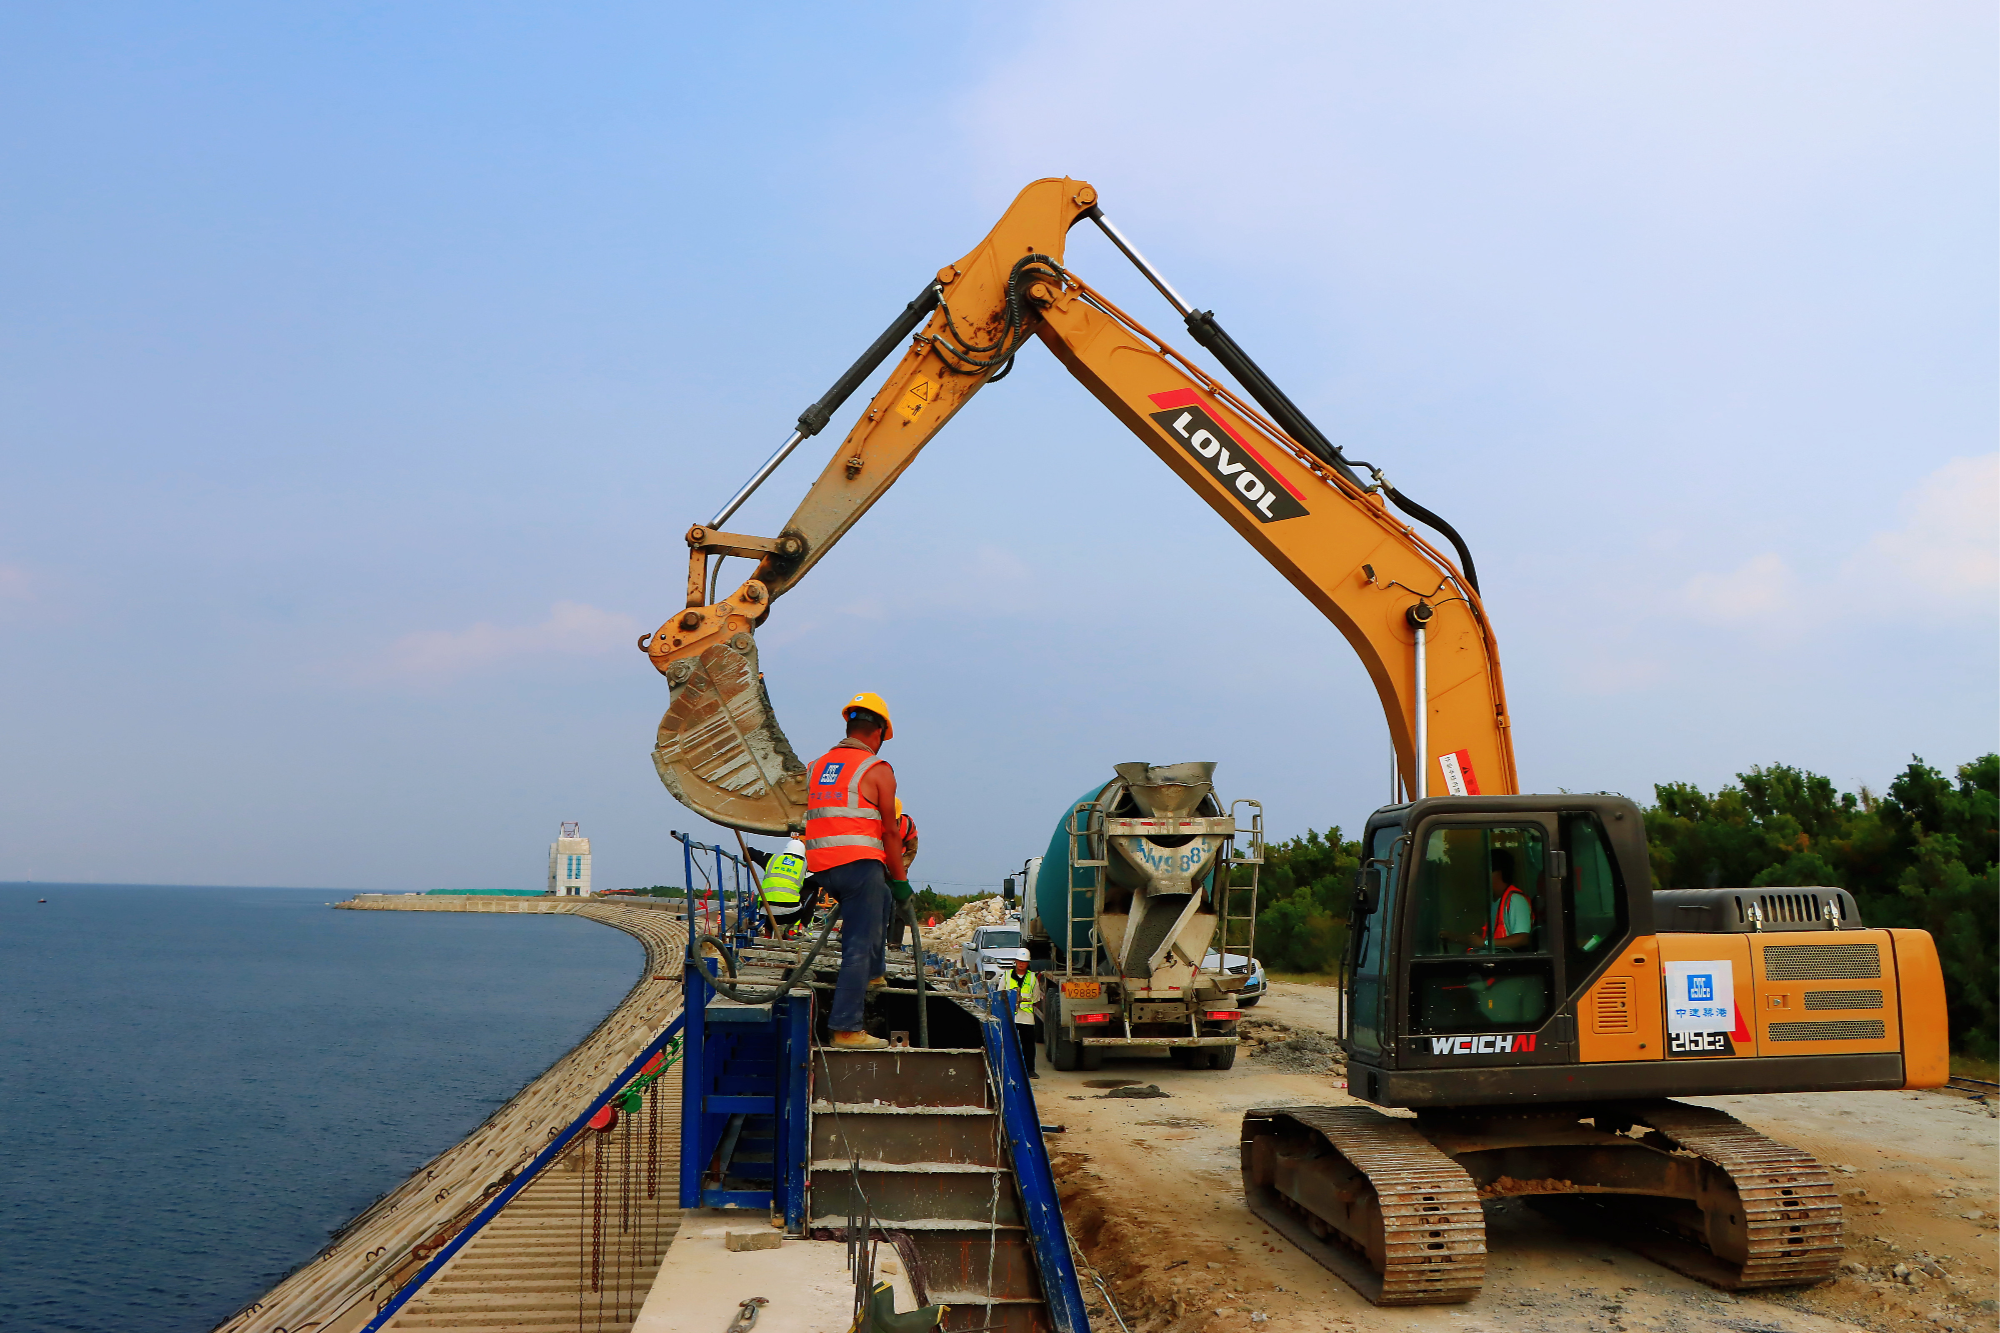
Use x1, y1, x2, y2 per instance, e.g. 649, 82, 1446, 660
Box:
1232, 827, 1360, 973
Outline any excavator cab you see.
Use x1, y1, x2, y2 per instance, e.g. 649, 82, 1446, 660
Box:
1342, 793, 1654, 1106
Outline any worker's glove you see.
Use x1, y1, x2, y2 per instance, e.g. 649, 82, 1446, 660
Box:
888, 879, 915, 904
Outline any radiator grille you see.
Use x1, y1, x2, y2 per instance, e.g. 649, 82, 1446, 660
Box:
1592, 977, 1633, 1033
1804, 989, 1884, 1011
1769, 1019, 1886, 1042
1763, 943, 1882, 980
1750, 892, 1844, 925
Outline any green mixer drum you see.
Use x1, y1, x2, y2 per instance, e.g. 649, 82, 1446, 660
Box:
1034, 781, 1110, 955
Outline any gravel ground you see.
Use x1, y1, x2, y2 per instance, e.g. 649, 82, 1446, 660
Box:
1043, 980, 1998, 1333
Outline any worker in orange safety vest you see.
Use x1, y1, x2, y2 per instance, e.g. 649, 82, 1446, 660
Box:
803, 691, 912, 1050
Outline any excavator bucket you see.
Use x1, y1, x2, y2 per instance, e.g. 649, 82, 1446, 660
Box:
651, 630, 809, 834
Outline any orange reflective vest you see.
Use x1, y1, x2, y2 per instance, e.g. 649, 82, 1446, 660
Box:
1481, 884, 1536, 944
804, 746, 891, 873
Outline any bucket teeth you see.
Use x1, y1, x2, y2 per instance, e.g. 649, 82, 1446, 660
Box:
652, 633, 808, 834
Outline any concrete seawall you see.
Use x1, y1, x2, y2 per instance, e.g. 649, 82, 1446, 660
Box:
215, 897, 688, 1333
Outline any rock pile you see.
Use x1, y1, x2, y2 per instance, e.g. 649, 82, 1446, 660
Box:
920, 895, 1013, 951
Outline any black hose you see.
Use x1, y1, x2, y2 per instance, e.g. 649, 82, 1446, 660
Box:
907, 902, 929, 1050
693, 905, 844, 1005
1380, 485, 1481, 595
1183, 308, 1481, 593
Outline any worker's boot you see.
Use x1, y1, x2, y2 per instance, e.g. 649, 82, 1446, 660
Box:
867, 975, 889, 990
832, 1030, 889, 1050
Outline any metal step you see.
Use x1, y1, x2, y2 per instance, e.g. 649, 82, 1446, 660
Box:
813, 1048, 992, 1107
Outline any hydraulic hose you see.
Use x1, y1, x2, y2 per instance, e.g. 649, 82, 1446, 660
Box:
907, 901, 929, 1050
1182, 308, 1481, 594
1379, 484, 1481, 595
694, 904, 844, 1005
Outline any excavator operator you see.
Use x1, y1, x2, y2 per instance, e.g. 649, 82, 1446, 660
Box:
1483, 848, 1537, 950
804, 691, 914, 1050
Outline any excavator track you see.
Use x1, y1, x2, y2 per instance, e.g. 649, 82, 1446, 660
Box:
1601, 1100, 1844, 1290
1241, 1106, 1485, 1305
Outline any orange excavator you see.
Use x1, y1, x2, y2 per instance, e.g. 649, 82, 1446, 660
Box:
642, 179, 1950, 1304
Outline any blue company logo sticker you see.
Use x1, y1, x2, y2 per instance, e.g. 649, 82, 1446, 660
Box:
1688, 973, 1714, 1002
818, 762, 845, 785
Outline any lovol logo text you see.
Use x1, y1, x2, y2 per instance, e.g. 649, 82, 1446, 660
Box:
1428, 1033, 1537, 1056
1147, 391, 1309, 523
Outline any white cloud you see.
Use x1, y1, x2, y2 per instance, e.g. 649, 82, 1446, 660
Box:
1679, 551, 1797, 626
370, 601, 642, 682
1846, 454, 1999, 606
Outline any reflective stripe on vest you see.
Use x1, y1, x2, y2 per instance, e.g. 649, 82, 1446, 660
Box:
759, 853, 806, 906
804, 749, 888, 873
1000, 970, 1037, 1023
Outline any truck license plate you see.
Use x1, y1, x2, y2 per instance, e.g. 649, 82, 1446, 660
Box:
1062, 981, 1101, 999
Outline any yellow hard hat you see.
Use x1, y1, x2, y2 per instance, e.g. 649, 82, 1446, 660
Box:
895, 798, 904, 819
842, 691, 893, 740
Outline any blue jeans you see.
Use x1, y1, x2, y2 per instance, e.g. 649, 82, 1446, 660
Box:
815, 859, 888, 1032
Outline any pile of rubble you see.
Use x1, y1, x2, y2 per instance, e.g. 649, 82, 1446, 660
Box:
1241, 1018, 1345, 1076
918, 895, 1011, 951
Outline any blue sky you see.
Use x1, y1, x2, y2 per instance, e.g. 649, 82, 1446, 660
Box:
2, 2, 1993, 893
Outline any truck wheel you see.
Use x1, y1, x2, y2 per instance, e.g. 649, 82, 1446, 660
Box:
1046, 1015, 1081, 1072
1208, 1044, 1238, 1070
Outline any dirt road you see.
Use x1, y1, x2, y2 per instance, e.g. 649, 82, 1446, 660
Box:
1046, 981, 1998, 1333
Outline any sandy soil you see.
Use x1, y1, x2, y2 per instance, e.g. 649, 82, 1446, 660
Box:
1046, 981, 1999, 1333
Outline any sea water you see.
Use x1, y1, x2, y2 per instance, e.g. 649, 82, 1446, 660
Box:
0, 884, 644, 1333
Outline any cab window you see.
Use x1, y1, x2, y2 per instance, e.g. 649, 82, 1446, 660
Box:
1561, 812, 1625, 989
1347, 823, 1404, 1055
1408, 824, 1551, 1035
1411, 826, 1546, 957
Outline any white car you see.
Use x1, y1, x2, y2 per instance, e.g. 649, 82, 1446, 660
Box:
961, 925, 1029, 980
1204, 949, 1266, 1005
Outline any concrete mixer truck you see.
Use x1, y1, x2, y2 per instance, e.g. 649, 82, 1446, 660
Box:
1021, 761, 1263, 1072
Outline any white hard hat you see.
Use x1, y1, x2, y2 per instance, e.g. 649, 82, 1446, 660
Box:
785, 837, 806, 857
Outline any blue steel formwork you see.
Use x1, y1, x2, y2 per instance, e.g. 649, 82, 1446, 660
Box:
678, 931, 1087, 1333
982, 989, 1090, 1333
679, 964, 812, 1230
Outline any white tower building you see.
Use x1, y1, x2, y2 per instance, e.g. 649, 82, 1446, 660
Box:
548, 821, 592, 896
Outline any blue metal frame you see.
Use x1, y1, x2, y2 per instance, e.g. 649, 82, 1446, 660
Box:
774, 985, 812, 1232
981, 991, 1089, 1333
679, 964, 711, 1208
673, 829, 763, 943
359, 1011, 687, 1333
680, 963, 813, 1226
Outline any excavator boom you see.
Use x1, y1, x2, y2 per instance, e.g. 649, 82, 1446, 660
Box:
647, 177, 1515, 833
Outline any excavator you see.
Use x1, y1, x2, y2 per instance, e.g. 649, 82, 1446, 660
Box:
641, 178, 1951, 1305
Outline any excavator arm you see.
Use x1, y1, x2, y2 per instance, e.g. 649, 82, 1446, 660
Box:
646, 178, 1516, 833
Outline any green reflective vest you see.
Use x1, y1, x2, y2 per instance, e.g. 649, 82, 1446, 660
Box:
760, 853, 806, 907
999, 970, 1038, 1024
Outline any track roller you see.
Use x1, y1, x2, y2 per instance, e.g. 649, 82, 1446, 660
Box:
1244, 1099, 1842, 1306
1241, 1106, 1485, 1305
